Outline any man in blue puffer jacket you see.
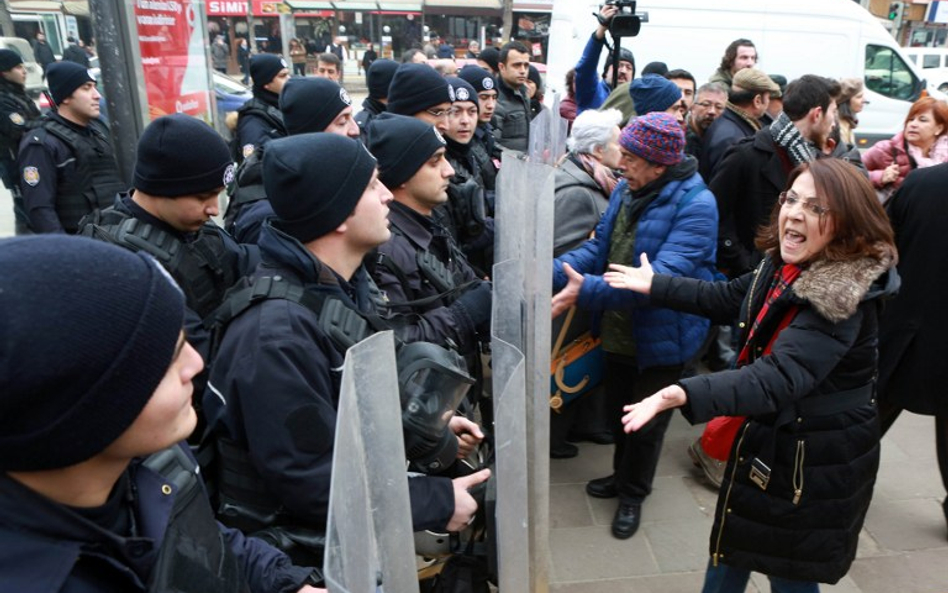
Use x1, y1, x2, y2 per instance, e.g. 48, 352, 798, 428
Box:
574, 3, 637, 115
551, 112, 717, 540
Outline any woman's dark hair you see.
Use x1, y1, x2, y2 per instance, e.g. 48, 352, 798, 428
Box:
756, 159, 895, 264
564, 68, 576, 99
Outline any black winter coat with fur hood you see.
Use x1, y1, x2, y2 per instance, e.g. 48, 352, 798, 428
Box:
650, 250, 898, 584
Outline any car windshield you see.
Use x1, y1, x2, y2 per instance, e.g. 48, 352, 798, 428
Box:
214, 73, 249, 95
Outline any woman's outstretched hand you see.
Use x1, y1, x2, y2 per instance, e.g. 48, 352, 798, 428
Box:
621, 384, 687, 433
604, 253, 655, 295
552, 262, 584, 318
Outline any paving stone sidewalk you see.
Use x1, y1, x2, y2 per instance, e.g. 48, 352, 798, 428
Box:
549, 409, 948, 592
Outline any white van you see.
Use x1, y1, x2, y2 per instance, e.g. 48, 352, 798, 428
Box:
547, 0, 933, 146
902, 47, 948, 92
0, 37, 45, 98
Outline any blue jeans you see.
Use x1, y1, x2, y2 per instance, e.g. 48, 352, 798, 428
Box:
702, 559, 819, 593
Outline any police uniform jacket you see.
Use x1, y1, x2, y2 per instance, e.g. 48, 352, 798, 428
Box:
205, 221, 455, 533
469, 122, 498, 193
0, 77, 41, 163
372, 201, 482, 355
235, 92, 286, 161
0, 444, 312, 593
80, 194, 260, 362
651, 253, 897, 583
492, 77, 530, 153
17, 111, 125, 233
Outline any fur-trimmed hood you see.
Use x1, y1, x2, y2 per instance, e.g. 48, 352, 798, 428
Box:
793, 247, 899, 323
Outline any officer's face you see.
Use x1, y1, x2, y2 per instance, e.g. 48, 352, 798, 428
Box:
102, 333, 203, 459
344, 170, 394, 250
325, 106, 360, 139
414, 102, 452, 134
264, 69, 291, 95
61, 81, 100, 122
402, 147, 454, 213
446, 102, 477, 145
1, 64, 26, 86
154, 188, 221, 232
477, 90, 497, 123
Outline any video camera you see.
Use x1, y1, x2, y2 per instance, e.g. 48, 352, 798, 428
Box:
602, 0, 648, 38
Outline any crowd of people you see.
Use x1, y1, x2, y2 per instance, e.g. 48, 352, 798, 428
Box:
1, 6, 948, 591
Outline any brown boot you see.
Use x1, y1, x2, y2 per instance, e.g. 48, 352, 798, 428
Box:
688, 438, 725, 488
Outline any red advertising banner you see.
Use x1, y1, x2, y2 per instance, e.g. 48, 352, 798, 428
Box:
134, 0, 213, 121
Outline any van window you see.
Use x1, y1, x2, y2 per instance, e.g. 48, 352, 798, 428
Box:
865, 45, 920, 101
923, 54, 940, 69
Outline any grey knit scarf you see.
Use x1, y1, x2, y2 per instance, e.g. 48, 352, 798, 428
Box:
770, 112, 819, 167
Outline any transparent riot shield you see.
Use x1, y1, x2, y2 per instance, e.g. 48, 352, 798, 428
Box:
492, 153, 556, 592
324, 331, 419, 593
528, 91, 570, 166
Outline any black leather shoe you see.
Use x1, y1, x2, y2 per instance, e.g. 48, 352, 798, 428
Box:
611, 502, 641, 539
567, 431, 614, 445
585, 475, 617, 498
550, 442, 579, 459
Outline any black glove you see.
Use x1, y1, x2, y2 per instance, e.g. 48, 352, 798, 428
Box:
450, 279, 492, 336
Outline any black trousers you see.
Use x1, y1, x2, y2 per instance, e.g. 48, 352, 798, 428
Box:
878, 399, 948, 500
604, 353, 683, 503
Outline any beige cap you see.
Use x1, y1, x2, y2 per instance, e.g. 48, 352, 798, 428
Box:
732, 68, 781, 95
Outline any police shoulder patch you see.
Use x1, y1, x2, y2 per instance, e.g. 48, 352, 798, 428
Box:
8, 112, 25, 126
23, 166, 39, 187
242, 144, 255, 158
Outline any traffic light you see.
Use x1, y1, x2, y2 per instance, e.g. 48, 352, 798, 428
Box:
888, 1, 904, 22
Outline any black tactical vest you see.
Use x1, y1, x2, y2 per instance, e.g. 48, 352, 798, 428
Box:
82, 209, 241, 319
223, 146, 266, 233
143, 446, 250, 593
234, 98, 286, 164
40, 118, 126, 233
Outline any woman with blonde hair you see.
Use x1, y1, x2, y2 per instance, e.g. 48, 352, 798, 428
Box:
836, 78, 866, 145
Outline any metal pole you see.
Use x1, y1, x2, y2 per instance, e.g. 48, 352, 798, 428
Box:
89, 0, 148, 185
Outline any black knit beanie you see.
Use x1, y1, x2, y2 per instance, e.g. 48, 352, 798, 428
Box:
603, 47, 636, 79
447, 76, 478, 108
47, 60, 95, 105
0, 235, 185, 471
366, 58, 399, 100
527, 65, 543, 92
133, 114, 235, 197
264, 133, 378, 243
281, 77, 352, 135
250, 54, 287, 92
387, 63, 453, 116
477, 47, 500, 72
368, 113, 446, 189
0, 49, 22, 72
458, 65, 496, 95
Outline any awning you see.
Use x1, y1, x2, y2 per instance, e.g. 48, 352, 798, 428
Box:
285, 0, 335, 8
425, 0, 501, 7
61, 0, 90, 17
7, 0, 63, 11
513, 0, 553, 13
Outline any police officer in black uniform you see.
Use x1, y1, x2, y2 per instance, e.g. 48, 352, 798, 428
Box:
367, 113, 492, 357
442, 77, 495, 272
226, 76, 359, 244
458, 65, 501, 196
79, 114, 258, 366
0, 49, 42, 235
17, 61, 126, 233
354, 58, 398, 142
204, 133, 490, 567
0, 235, 320, 593
234, 54, 290, 163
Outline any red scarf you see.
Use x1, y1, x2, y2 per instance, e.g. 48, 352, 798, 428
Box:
737, 264, 802, 364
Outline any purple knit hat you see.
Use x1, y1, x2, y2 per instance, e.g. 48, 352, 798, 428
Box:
619, 112, 684, 166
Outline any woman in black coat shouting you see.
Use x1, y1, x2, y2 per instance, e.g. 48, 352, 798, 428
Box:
604, 158, 898, 592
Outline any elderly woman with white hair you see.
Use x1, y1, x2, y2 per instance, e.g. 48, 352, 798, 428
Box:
550, 108, 623, 459
554, 108, 623, 256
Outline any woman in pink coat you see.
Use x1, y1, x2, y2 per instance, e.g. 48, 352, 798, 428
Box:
862, 97, 948, 202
